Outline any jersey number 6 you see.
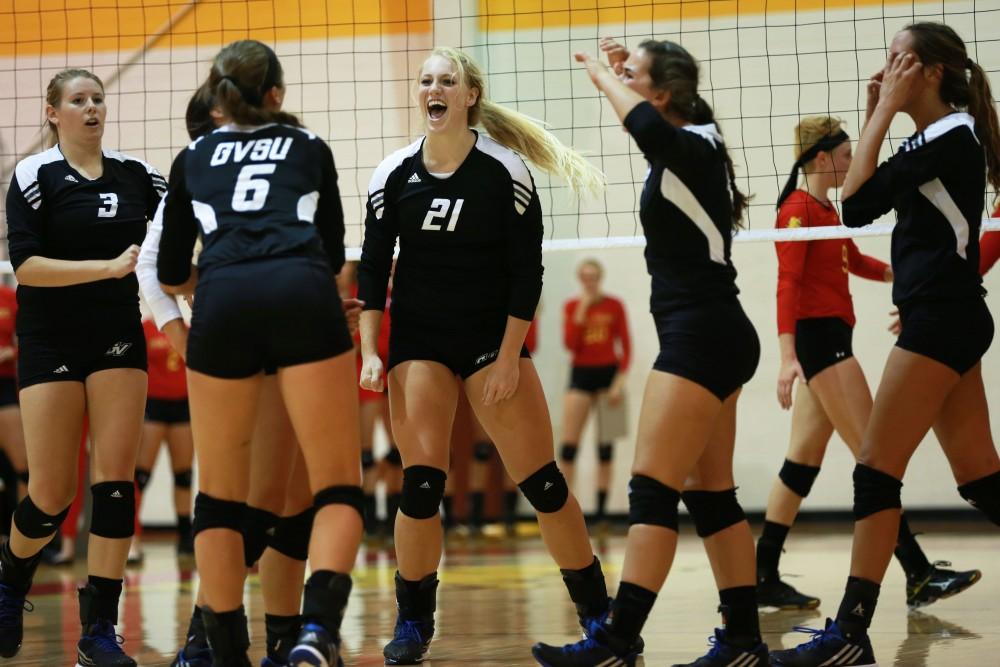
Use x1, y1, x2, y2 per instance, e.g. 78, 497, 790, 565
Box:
233, 164, 277, 212
421, 197, 464, 232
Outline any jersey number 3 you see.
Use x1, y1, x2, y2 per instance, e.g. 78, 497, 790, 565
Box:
98, 193, 118, 218
233, 164, 277, 212
421, 198, 464, 232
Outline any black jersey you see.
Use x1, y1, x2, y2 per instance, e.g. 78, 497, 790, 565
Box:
157, 123, 345, 285
357, 131, 543, 326
842, 113, 985, 306
623, 102, 739, 315
6, 146, 165, 334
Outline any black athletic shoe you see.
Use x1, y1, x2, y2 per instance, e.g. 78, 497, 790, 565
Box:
288, 622, 343, 667
0, 582, 30, 658
770, 619, 875, 667
171, 615, 211, 667
76, 620, 136, 667
757, 576, 820, 610
383, 618, 433, 665
672, 628, 770, 666
906, 561, 981, 610
531, 619, 639, 667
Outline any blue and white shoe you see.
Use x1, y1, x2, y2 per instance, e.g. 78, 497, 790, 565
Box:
76, 620, 136, 667
578, 602, 644, 655
673, 628, 769, 666
0, 583, 30, 658
383, 618, 434, 665
288, 623, 343, 667
531, 619, 640, 667
770, 619, 876, 666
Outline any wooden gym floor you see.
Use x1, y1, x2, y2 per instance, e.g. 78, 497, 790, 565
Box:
15, 525, 999, 666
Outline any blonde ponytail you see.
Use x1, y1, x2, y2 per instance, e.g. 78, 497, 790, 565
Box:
427, 47, 605, 196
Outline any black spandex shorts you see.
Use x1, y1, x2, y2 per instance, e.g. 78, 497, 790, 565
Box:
795, 317, 854, 381
17, 318, 146, 390
145, 397, 191, 424
0, 377, 17, 408
652, 298, 760, 401
896, 297, 994, 375
387, 316, 530, 379
186, 256, 354, 379
569, 364, 618, 393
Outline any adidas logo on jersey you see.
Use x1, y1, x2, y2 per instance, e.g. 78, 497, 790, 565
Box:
408, 173, 422, 184
106, 342, 132, 357
53, 365, 69, 374
64, 174, 78, 183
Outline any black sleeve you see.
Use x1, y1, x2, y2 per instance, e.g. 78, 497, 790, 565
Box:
624, 101, 717, 175
357, 177, 398, 312
145, 165, 167, 220
314, 141, 346, 274
505, 175, 543, 321
157, 151, 200, 286
5, 172, 43, 272
841, 164, 894, 228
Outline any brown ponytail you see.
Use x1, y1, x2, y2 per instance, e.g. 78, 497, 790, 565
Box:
210, 40, 302, 129
967, 60, 1000, 197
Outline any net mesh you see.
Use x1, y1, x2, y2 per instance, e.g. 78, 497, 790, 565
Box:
0, 0, 997, 267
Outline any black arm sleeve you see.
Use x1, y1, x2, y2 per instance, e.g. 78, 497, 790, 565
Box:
314, 141, 346, 274
157, 151, 200, 286
505, 179, 543, 321
842, 165, 894, 228
5, 173, 42, 272
623, 101, 681, 163
357, 181, 398, 312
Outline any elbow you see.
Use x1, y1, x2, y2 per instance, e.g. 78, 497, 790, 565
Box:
840, 200, 870, 228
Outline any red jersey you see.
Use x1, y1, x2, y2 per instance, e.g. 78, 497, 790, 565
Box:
775, 190, 889, 334
981, 205, 1000, 275
143, 319, 188, 400
525, 318, 538, 354
0, 287, 15, 378
563, 296, 630, 370
351, 284, 391, 359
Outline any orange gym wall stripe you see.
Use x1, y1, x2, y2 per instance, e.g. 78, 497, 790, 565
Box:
0, 1, 433, 57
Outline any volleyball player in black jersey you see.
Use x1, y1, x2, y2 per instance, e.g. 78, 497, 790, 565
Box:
157, 40, 362, 667
0, 68, 164, 666
358, 46, 614, 665
534, 39, 765, 667
772, 22, 1000, 667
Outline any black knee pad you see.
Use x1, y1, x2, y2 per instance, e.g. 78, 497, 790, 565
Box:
314, 485, 365, 520
16, 471, 28, 485
242, 505, 280, 567
559, 443, 578, 463
12, 495, 70, 539
473, 441, 493, 462
681, 488, 746, 538
384, 446, 402, 467
269, 507, 315, 561
193, 493, 247, 537
627, 475, 680, 529
173, 469, 193, 489
779, 459, 821, 498
518, 462, 569, 514
853, 463, 902, 521
134, 468, 152, 493
361, 450, 376, 470
90, 482, 136, 539
401, 466, 447, 519
958, 470, 1000, 526
597, 443, 614, 463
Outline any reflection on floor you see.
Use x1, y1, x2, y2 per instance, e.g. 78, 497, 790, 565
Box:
17, 527, 999, 665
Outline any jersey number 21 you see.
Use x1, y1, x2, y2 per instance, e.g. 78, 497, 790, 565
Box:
421, 198, 464, 232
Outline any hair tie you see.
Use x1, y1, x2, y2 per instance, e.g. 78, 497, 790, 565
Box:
776, 129, 850, 209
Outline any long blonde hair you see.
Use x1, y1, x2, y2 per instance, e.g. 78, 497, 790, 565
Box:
424, 47, 604, 196
794, 116, 844, 169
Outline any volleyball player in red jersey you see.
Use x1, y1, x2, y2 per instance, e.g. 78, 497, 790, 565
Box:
981, 203, 1000, 274
761, 115, 980, 613
559, 259, 630, 526
131, 318, 193, 559
0, 287, 25, 501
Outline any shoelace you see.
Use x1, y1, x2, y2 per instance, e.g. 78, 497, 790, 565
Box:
0, 587, 31, 627
562, 636, 602, 654
87, 624, 126, 654
791, 625, 834, 652
395, 620, 426, 645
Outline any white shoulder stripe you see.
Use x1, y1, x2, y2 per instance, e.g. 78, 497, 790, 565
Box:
13, 146, 63, 209
682, 123, 723, 148
660, 166, 727, 265
901, 113, 975, 153
919, 178, 970, 260
104, 149, 166, 187
475, 134, 534, 215
367, 138, 422, 220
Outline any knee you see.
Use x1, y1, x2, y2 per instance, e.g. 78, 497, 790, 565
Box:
173, 469, 193, 490
518, 462, 569, 514
779, 459, 821, 498
134, 468, 152, 493
361, 449, 376, 472
559, 443, 579, 463
383, 446, 403, 468
242, 505, 280, 567
193, 492, 246, 537
27, 482, 75, 516
473, 441, 493, 463
401, 466, 447, 519
597, 443, 614, 463
269, 507, 315, 561
628, 475, 681, 530
90, 481, 137, 539
681, 488, 746, 538
958, 470, 1000, 526
13, 495, 71, 539
852, 463, 902, 521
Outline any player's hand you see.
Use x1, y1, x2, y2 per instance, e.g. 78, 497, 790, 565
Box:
776, 357, 805, 409
888, 309, 902, 336
107, 245, 140, 279
884, 266, 894, 282
574, 52, 612, 89
342, 297, 364, 336
878, 51, 923, 113
0, 346, 15, 364
360, 353, 385, 392
482, 356, 519, 406
865, 69, 883, 125
162, 318, 189, 361
599, 37, 629, 75
606, 376, 625, 406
